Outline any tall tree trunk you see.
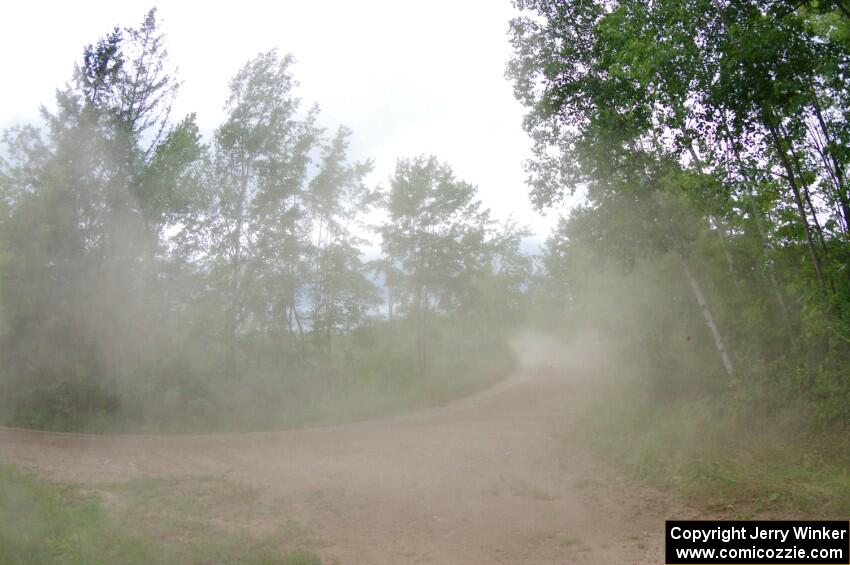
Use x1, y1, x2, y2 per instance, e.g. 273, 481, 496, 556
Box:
415, 283, 427, 371
225, 266, 239, 379
681, 258, 735, 378
766, 121, 827, 290
711, 215, 740, 292
783, 124, 830, 260
810, 98, 850, 232
225, 160, 248, 379
292, 301, 305, 355
683, 136, 741, 291
226, 235, 243, 379
724, 128, 793, 329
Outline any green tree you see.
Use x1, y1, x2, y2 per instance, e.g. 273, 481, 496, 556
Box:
199, 50, 318, 375
305, 126, 378, 351
0, 9, 201, 424
378, 156, 492, 370
509, 0, 850, 418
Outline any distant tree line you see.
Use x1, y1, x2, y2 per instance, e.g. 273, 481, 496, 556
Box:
0, 9, 529, 430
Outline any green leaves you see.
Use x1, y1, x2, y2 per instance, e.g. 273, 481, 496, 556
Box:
511, 0, 850, 420
376, 156, 526, 366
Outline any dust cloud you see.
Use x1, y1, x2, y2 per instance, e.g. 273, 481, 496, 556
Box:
509, 328, 616, 381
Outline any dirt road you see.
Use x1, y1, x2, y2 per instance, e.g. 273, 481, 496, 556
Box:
0, 371, 689, 564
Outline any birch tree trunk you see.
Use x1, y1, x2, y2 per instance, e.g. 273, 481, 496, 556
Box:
683, 138, 740, 290
681, 258, 735, 377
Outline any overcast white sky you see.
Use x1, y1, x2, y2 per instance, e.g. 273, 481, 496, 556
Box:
1, 1, 571, 244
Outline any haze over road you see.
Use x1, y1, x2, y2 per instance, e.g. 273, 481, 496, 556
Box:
0, 367, 690, 564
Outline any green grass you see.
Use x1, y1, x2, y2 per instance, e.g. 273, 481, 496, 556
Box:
572, 383, 850, 518
0, 465, 154, 564
0, 465, 324, 564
